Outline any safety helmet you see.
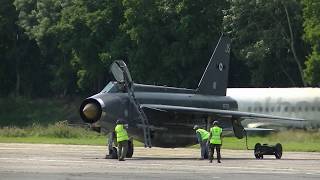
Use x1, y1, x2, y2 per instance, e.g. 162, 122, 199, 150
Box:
116, 119, 124, 124
193, 125, 199, 130
213, 121, 219, 126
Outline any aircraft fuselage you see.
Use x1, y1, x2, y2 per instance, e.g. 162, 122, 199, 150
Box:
82, 83, 238, 147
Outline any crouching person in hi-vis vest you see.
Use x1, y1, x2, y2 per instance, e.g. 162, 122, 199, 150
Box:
115, 119, 129, 161
208, 121, 223, 163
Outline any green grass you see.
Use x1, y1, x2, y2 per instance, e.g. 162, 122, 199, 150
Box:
0, 121, 107, 145
0, 136, 106, 145
0, 121, 144, 146
1, 135, 318, 152
0, 121, 99, 138
0, 97, 80, 127
2, 97, 316, 152
0, 136, 145, 147
0, 123, 319, 152
189, 130, 320, 152
221, 136, 320, 152
2, 97, 317, 152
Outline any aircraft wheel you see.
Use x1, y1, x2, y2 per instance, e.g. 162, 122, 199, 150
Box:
254, 143, 263, 159
275, 143, 282, 159
110, 147, 118, 159
126, 140, 134, 158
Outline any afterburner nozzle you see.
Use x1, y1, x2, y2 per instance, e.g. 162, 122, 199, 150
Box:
83, 103, 98, 120
80, 99, 102, 123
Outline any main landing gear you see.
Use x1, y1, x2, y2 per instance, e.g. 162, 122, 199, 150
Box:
107, 140, 134, 159
105, 132, 134, 159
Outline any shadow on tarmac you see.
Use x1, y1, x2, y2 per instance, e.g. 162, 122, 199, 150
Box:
89, 156, 320, 161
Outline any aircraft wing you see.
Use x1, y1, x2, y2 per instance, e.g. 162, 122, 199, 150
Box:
244, 127, 274, 131
222, 127, 274, 131
140, 104, 305, 121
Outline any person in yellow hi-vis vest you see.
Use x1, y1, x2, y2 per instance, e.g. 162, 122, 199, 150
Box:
114, 119, 129, 161
208, 121, 223, 163
193, 125, 209, 159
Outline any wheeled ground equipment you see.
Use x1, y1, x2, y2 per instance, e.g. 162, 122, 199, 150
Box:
254, 143, 283, 159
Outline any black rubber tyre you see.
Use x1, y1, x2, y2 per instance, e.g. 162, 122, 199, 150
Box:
110, 147, 118, 159
254, 143, 262, 159
275, 143, 283, 159
126, 140, 134, 158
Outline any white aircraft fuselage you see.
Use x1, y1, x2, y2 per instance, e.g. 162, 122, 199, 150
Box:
227, 88, 320, 129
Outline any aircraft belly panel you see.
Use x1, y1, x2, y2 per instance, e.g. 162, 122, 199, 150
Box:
135, 107, 234, 147
152, 130, 197, 148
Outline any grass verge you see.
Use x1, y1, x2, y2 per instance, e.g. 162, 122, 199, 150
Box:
0, 123, 319, 152
0, 97, 80, 127
221, 136, 320, 152
1, 136, 318, 152
0, 136, 106, 145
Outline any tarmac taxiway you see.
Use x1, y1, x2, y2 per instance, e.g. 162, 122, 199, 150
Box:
0, 143, 319, 180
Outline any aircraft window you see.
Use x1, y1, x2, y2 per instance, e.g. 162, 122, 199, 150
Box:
305, 107, 308, 112
284, 107, 288, 112
298, 107, 302, 111
254, 107, 257, 112
311, 107, 315, 111
259, 107, 263, 112
248, 107, 252, 112
265, 107, 269, 112
101, 82, 125, 93
318, 107, 320, 111
270, 107, 274, 112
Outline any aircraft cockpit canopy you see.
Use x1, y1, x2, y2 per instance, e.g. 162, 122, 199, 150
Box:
100, 81, 126, 93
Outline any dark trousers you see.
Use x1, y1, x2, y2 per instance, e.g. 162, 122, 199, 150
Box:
117, 140, 128, 160
209, 143, 221, 161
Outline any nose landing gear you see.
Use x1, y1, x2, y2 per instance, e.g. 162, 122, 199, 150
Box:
106, 139, 134, 159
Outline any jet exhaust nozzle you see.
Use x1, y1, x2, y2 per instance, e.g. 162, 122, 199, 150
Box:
80, 99, 102, 123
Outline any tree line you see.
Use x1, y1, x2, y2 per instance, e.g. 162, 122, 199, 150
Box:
0, 0, 319, 97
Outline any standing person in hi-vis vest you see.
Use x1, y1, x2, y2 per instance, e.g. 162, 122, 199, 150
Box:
114, 119, 129, 161
208, 121, 223, 163
193, 125, 209, 159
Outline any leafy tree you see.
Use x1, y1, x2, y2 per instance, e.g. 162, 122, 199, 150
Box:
4, 0, 315, 98
224, 0, 307, 87
14, 0, 77, 96
14, 0, 125, 94
303, 0, 320, 86
1, 0, 47, 97
58, 0, 127, 92
0, 0, 17, 95
122, 0, 229, 88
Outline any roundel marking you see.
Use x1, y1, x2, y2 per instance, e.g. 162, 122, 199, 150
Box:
218, 63, 224, 71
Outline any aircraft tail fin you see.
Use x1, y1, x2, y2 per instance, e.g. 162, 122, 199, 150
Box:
196, 35, 231, 96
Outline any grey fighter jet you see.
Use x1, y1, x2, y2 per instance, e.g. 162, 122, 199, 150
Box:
79, 35, 303, 158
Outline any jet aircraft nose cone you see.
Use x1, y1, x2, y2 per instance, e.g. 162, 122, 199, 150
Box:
83, 103, 98, 120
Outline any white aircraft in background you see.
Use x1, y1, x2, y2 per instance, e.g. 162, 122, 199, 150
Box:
227, 88, 320, 129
